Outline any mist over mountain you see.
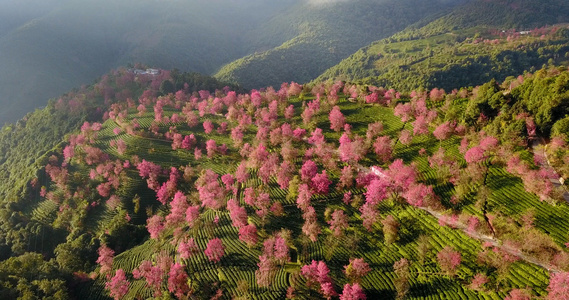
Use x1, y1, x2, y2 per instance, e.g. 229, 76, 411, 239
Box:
0, 0, 297, 124
214, 0, 466, 89
0, 0, 465, 124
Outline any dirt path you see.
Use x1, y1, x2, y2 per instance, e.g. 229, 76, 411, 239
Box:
531, 139, 569, 202
417, 206, 560, 273
358, 163, 561, 273
296, 133, 562, 273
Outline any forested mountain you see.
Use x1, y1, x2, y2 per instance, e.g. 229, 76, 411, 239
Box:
0, 0, 464, 125
0, 0, 295, 124
214, 0, 465, 90
316, 0, 569, 90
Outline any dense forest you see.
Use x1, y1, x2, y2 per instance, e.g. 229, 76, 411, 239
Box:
317, 0, 569, 91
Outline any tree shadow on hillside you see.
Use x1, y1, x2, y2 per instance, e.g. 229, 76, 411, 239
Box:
365, 289, 396, 300
398, 215, 425, 246
485, 174, 521, 191
221, 252, 257, 269
408, 282, 440, 298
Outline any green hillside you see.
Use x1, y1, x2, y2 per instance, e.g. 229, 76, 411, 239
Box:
214, 0, 466, 90
316, 0, 569, 91
2, 67, 569, 298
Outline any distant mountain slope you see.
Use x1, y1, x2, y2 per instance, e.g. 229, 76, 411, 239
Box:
214, 0, 466, 90
316, 0, 569, 90
0, 0, 297, 124
0, 0, 67, 37
396, 0, 569, 38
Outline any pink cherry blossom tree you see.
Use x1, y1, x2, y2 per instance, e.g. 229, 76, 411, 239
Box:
165, 191, 188, 226
301, 260, 336, 298
548, 272, 569, 300
97, 245, 115, 276
239, 224, 258, 247
366, 121, 383, 143
373, 136, 392, 163
196, 169, 226, 210
168, 263, 190, 298
399, 130, 413, 146
284, 105, 295, 119
105, 269, 129, 300
433, 121, 454, 141
337, 165, 354, 190
227, 198, 248, 228
465, 146, 485, 164
132, 260, 163, 296
277, 161, 295, 190
203, 120, 214, 134
328, 210, 349, 237
302, 206, 321, 242
359, 202, 379, 231
301, 160, 318, 182
365, 177, 390, 206
177, 238, 199, 259
412, 116, 429, 136
256, 255, 276, 288
504, 289, 531, 300
146, 215, 165, 239
312, 170, 331, 194
235, 161, 250, 184
437, 246, 461, 275
296, 184, 313, 212
204, 238, 225, 263
185, 205, 200, 227
403, 183, 435, 207
340, 283, 366, 300
206, 139, 217, 158
329, 106, 346, 132
469, 273, 488, 291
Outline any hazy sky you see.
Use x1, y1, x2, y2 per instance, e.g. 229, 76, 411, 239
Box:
307, 0, 349, 5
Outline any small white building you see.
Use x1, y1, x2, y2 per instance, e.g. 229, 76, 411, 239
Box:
146, 68, 160, 75
130, 68, 160, 76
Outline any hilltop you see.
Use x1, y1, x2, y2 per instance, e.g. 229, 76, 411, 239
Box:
1, 66, 569, 298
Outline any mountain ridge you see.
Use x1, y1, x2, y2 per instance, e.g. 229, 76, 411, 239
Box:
315, 0, 569, 89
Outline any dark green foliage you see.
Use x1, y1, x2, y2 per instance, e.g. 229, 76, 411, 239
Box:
0, 252, 70, 299
465, 79, 503, 123
159, 79, 175, 96
170, 71, 245, 94
54, 233, 99, 273
552, 116, 569, 137
511, 68, 569, 135
317, 0, 569, 92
